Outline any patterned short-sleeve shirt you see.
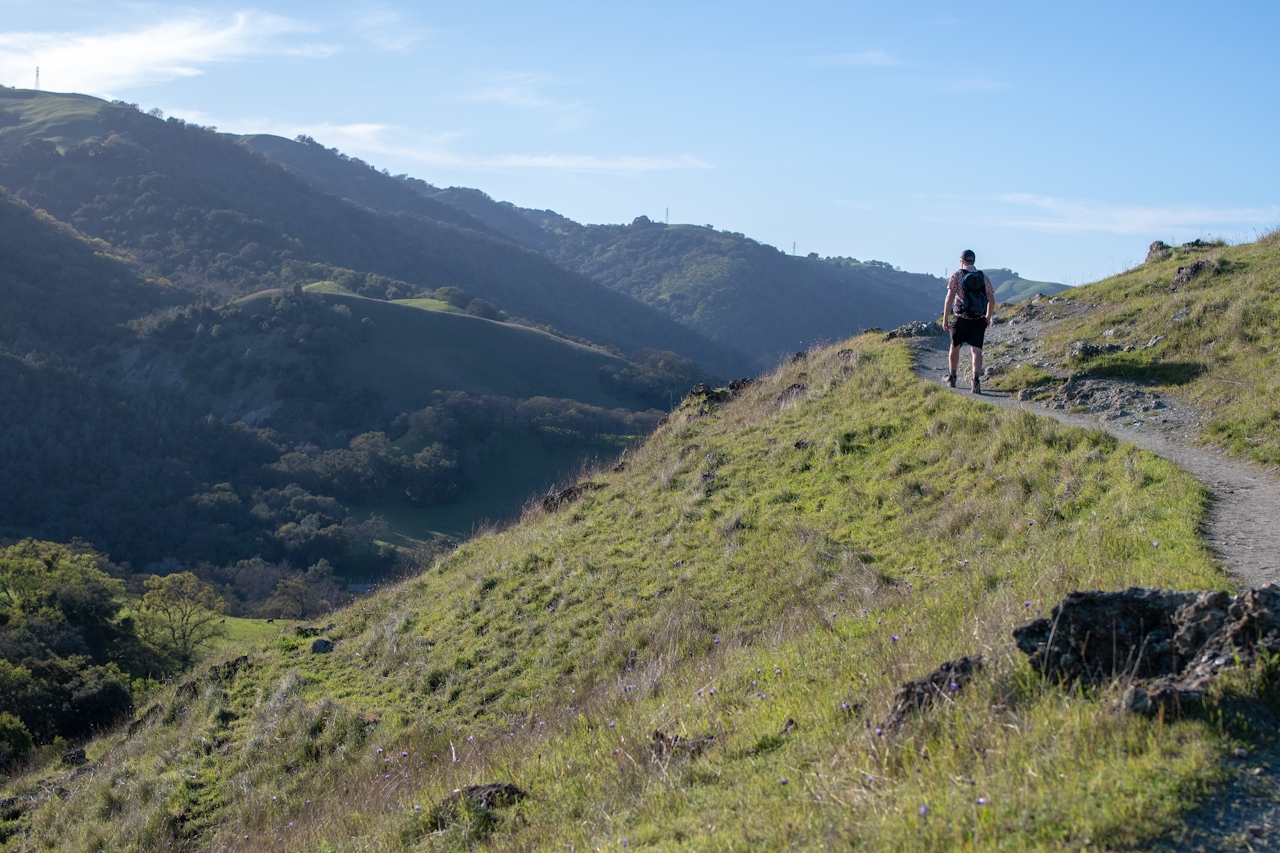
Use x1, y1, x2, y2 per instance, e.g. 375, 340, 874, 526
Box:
947, 266, 996, 317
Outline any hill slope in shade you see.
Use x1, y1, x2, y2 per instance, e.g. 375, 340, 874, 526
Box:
1, 332, 1244, 851
233, 289, 646, 414
0, 180, 692, 570
0, 89, 739, 375
239, 135, 933, 370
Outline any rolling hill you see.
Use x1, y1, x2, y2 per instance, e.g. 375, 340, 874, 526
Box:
0, 174, 700, 575
240, 136, 937, 370
0, 88, 739, 375
0, 330, 1239, 851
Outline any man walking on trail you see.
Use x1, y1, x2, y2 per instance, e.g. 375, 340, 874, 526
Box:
943, 249, 996, 394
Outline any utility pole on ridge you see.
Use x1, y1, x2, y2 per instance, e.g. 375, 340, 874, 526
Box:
35, 67, 39, 91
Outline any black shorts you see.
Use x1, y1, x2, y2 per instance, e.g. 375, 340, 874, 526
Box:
950, 316, 987, 349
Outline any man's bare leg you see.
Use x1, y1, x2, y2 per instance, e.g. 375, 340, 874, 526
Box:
972, 346, 983, 375
948, 344, 961, 374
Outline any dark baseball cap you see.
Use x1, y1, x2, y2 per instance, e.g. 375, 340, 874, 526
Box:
960, 249, 976, 262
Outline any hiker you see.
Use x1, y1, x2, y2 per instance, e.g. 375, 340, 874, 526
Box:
942, 249, 995, 394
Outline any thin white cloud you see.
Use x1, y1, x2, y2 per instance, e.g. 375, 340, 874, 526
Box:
351, 4, 427, 52
200, 115, 709, 175
995, 193, 1280, 235
0, 11, 336, 93
460, 73, 581, 111
811, 50, 904, 67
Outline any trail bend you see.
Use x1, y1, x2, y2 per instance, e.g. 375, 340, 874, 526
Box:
911, 334, 1280, 589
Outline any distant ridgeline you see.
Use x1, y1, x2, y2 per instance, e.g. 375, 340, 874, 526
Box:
0, 91, 707, 581
0, 88, 1064, 591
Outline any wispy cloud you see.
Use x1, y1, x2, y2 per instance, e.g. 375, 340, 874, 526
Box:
995, 193, 1280, 235
351, 3, 428, 52
810, 50, 904, 67
457, 72, 590, 128
202, 115, 709, 175
0, 11, 336, 93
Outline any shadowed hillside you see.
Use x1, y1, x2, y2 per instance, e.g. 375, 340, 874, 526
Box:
0, 89, 739, 374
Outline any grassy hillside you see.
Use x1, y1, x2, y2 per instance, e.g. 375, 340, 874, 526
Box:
2, 333, 1249, 851
234, 290, 645, 413
1011, 234, 1280, 466
0, 90, 736, 374
984, 268, 1071, 303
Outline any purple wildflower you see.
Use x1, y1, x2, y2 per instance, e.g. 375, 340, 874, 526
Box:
874, 727, 883, 736
949, 682, 959, 691
977, 797, 987, 805
1153, 541, 1161, 548
609, 721, 616, 728
1024, 601, 1032, 607
780, 778, 789, 785
775, 668, 782, 675
920, 805, 928, 816
467, 735, 473, 742
891, 635, 899, 642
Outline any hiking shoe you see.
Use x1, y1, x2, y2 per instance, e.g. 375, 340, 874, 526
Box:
946, 373, 956, 388
971, 376, 981, 394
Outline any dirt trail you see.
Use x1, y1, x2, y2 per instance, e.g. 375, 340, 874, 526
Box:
913, 329, 1280, 850
912, 334, 1280, 588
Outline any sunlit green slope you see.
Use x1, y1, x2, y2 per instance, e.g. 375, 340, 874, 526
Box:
1003, 234, 1280, 467
2, 335, 1241, 851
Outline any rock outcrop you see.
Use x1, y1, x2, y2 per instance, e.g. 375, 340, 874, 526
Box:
1013, 586, 1280, 716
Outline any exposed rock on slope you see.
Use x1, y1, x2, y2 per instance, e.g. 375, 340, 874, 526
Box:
1014, 586, 1280, 715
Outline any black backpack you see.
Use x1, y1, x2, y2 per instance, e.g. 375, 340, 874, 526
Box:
960, 270, 988, 318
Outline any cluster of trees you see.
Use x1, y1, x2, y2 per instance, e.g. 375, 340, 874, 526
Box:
272, 391, 664, 507
0, 536, 372, 765
0, 540, 233, 760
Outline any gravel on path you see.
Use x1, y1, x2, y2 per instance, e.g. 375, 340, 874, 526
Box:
912, 333, 1280, 589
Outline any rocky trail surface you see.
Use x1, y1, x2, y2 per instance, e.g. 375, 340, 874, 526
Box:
900, 316, 1280, 851
909, 324, 1280, 590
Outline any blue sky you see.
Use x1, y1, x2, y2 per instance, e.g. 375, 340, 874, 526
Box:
1, 1, 1277, 284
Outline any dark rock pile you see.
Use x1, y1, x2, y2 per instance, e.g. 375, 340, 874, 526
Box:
883, 654, 985, 731
885, 320, 945, 340
1147, 241, 1172, 263
1013, 586, 1280, 715
1172, 260, 1209, 287
429, 783, 526, 831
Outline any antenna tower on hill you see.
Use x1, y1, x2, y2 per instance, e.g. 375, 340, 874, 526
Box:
35, 67, 39, 90
793, 242, 796, 255
665, 207, 669, 224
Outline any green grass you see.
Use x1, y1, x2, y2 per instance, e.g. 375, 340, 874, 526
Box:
1025, 234, 1280, 467
347, 433, 631, 545
391, 297, 465, 314
234, 289, 641, 412
2, 335, 1242, 851
211, 616, 287, 649
0, 89, 111, 149
985, 363, 1057, 392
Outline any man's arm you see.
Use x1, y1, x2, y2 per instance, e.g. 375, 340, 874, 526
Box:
943, 275, 954, 331
984, 275, 996, 323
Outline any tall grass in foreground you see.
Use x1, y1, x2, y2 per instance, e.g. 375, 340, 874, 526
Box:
4, 337, 1243, 852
